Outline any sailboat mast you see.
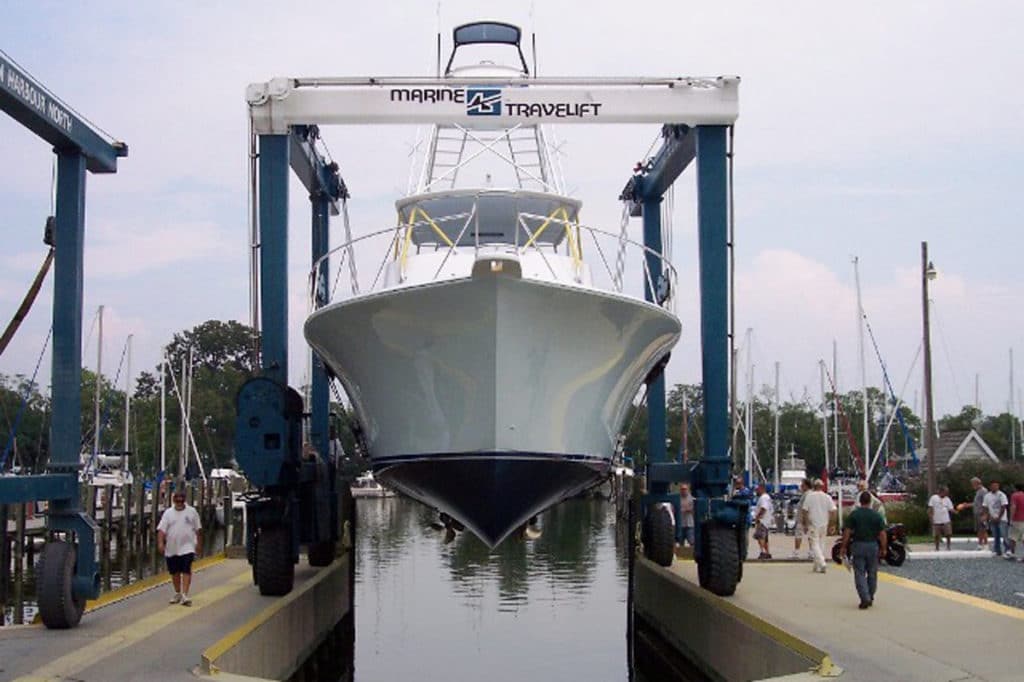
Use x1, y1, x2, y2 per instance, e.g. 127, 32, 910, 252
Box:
93, 305, 104, 461
853, 257, 869, 478
1010, 348, 1016, 461
160, 352, 166, 473
179, 353, 187, 479
832, 340, 839, 475
124, 334, 132, 472
820, 360, 830, 474
773, 361, 780, 491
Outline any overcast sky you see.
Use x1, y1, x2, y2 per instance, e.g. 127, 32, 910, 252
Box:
1, 1, 1022, 426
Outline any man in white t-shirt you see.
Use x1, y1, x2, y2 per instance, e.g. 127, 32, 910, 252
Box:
801, 479, 837, 573
157, 490, 203, 606
753, 484, 774, 560
927, 485, 956, 550
983, 481, 1009, 556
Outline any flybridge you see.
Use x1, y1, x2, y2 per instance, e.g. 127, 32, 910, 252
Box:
246, 76, 739, 133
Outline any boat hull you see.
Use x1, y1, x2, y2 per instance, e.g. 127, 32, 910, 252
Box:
305, 270, 680, 545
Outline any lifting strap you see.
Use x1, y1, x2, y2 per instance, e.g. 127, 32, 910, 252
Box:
0, 247, 54, 357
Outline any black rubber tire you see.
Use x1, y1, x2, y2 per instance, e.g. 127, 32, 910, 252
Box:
831, 541, 845, 565
642, 505, 675, 567
700, 524, 740, 596
248, 531, 259, 585
887, 543, 907, 567
37, 541, 85, 629
307, 540, 336, 567
255, 525, 294, 596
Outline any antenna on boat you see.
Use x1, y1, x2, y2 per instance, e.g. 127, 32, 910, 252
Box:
435, 1, 442, 78
530, 0, 538, 77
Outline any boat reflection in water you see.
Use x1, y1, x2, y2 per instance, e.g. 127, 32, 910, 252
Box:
354, 496, 638, 681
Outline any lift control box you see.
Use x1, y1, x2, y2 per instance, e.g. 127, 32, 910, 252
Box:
235, 377, 304, 488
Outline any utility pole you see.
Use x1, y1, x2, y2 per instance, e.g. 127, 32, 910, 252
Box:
922, 242, 937, 496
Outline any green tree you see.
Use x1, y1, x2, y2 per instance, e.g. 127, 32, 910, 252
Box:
130, 320, 259, 477
0, 373, 50, 473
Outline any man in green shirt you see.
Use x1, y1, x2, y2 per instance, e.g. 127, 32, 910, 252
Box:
839, 491, 888, 609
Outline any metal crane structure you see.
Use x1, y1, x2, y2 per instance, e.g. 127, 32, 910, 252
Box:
0, 52, 128, 627
243, 72, 746, 595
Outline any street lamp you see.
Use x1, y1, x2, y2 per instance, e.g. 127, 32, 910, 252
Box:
922, 242, 937, 495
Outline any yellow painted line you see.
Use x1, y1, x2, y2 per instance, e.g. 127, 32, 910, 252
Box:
658, 559, 841, 677
13, 567, 251, 682
85, 551, 227, 612
878, 571, 1024, 621
202, 557, 342, 674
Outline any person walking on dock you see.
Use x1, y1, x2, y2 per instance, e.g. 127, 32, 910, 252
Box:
927, 485, 957, 551
801, 478, 836, 573
678, 484, 695, 547
970, 477, 989, 550
857, 479, 887, 524
753, 483, 773, 560
157, 490, 203, 606
983, 481, 1009, 557
1006, 482, 1024, 561
839, 491, 887, 610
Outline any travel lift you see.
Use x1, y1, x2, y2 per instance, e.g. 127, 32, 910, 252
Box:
0, 53, 128, 627
243, 70, 747, 597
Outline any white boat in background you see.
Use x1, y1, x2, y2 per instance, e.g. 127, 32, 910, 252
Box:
350, 472, 395, 499
304, 21, 680, 546
211, 468, 248, 527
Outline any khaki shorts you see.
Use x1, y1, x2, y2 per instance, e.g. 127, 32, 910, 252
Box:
753, 523, 769, 541
932, 522, 952, 538
1011, 521, 1024, 543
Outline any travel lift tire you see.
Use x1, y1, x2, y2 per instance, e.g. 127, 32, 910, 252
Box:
37, 541, 86, 629
307, 540, 336, 567
697, 523, 740, 596
643, 504, 675, 567
248, 531, 259, 584
255, 524, 295, 596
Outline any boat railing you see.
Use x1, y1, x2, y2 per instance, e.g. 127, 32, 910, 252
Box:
309, 196, 678, 311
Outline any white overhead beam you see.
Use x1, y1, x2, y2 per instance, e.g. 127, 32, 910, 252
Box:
247, 76, 739, 133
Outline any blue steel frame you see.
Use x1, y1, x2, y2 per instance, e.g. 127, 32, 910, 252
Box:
622, 125, 746, 550
257, 126, 344, 460
0, 56, 126, 600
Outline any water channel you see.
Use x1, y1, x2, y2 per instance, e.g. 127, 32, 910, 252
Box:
353, 495, 661, 682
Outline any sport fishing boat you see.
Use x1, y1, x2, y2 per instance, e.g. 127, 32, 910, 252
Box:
304, 21, 681, 546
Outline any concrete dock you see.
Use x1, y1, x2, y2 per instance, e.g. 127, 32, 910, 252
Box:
0, 552, 351, 682
648, 556, 1024, 681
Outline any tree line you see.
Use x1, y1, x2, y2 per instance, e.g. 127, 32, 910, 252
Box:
2, 319, 1020, 482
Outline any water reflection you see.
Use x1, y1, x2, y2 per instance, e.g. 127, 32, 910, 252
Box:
354, 496, 633, 681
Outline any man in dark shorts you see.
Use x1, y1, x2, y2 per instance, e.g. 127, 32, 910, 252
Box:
157, 490, 203, 606
839, 491, 887, 609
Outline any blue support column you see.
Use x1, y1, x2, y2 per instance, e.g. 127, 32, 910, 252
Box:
696, 125, 730, 497
258, 135, 290, 385
642, 194, 668, 495
310, 192, 330, 458
50, 152, 86, 482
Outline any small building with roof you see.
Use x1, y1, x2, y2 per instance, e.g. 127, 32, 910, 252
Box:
919, 429, 999, 470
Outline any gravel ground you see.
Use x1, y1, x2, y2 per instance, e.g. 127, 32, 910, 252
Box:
882, 555, 1024, 609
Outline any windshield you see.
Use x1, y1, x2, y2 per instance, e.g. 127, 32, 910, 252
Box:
446, 21, 528, 76
397, 191, 580, 248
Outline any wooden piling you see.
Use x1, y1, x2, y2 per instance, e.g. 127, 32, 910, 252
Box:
135, 482, 145, 579
13, 503, 25, 624
151, 482, 161, 575
101, 485, 113, 591
119, 484, 130, 583
0, 503, 9, 613
87, 485, 98, 520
